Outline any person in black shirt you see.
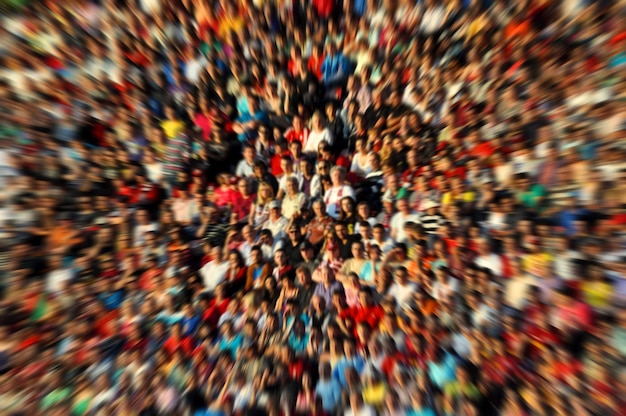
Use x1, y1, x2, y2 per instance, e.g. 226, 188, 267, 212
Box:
253, 160, 279, 195
333, 221, 360, 260
363, 88, 390, 131
283, 223, 305, 265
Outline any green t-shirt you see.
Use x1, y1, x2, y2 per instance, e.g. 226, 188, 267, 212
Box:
518, 184, 546, 210
41, 387, 72, 410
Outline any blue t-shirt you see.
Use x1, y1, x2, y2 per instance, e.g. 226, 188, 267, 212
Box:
315, 379, 342, 412
407, 408, 436, 416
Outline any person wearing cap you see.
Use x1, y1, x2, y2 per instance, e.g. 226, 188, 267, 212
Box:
262, 200, 289, 241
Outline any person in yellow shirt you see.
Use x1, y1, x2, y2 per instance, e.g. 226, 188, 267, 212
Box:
362, 370, 388, 411
441, 177, 475, 218
160, 106, 185, 139
580, 262, 613, 311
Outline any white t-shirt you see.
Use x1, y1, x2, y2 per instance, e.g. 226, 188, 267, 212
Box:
475, 253, 503, 277
133, 223, 158, 247
344, 405, 377, 416
389, 212, 420, 243
263, 216, 289, 241
200, 260, 229, 291
46, 268, 74, 294
324, 185, 356, 219
387, 282, 418, 307
305, 128, 333, 154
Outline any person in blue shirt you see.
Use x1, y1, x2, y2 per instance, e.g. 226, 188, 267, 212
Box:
333, 339, 366, 387
213, 320, 244, 359
316, 361, 343, 413
181, 303, 201, 337
427, 347, 458, 390
233, 95, 270, 142
407, 389, 436, 416
287, 319, 309, 355
321, 43, 350, 88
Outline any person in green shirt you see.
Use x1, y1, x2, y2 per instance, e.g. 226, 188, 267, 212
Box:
444, 366, 481, 402
515, 173, 546, 212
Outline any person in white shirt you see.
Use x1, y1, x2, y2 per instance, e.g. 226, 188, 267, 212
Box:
324, 166, 355, 220
504, 260, 538, 310
235, 144, 258, 178
387, 266, 418, 307
305, 111, 333, 155
132, 209, 158, 247
262, 200, 289, 241
389, 198, 420, 243
344, 391, 376, 416
281, 176, 308, 220
474, 238, 503, 277
46, 253, 74, 294
369, 224, 395, 254
200, 246, 229, 291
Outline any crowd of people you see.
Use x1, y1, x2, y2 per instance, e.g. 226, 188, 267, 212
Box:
1, 0, 626, 415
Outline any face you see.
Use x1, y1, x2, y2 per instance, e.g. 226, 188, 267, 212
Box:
341, 198, 354, 213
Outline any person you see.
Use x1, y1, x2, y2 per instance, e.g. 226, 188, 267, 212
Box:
262, 200, 289, 241
324, 166, 355, 220
199, 246, 229, 292
305, 111, 333, 156
281, 176, 308, 220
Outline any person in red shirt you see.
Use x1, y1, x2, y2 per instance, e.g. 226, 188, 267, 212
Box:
284, 115, 310, 148
138, 256, 161, 292
213, 173, 239, 211
313, 0, 335, 19
339, 287, 384, 333
231, 177, 256, 223
201, 284, 231, 330
307, 43, 324, 80
163, 322, 194, 357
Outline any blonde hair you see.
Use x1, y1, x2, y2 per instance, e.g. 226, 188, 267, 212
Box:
256, 182, 275, 205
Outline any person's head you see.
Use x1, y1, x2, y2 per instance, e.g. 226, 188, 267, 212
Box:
351, 240, 365, 259
320, 265, 335, 284
242, 144, 256, 162
358, 221, 372, 241
228, 249, 244, 268
280, 155, 294, 174
340, 197, 355, 217
330, 166, 346, 186
269, 199, 282, 217
286, 176, 299, 196
274, 249, 287, 266
396, 197, 410, 214
373, 224, 386, 242
334, 221, 350, 240
394, 266, 409, 284
292, 115, 303, 131
289, 139, 302, 157
312, 199, 327, 217
287, 223, 300, 242
299, 242, 314, 262
254, 160, 268, 178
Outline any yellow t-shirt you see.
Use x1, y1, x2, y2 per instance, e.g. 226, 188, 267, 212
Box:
160, 120, 185, 139
362, 382, 387, 408
581, 281, 612, 309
